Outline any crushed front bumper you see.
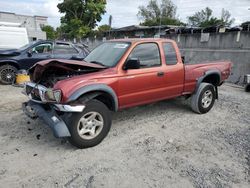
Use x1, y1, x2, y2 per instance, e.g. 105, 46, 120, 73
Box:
22, 82, 86, 138
22, 101, 85, 138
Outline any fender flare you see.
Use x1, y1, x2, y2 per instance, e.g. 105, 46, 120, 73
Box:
195, 70, 221, 91
67, 84, 119, 111
0, 60, 19, 69
195, 70, 221, 99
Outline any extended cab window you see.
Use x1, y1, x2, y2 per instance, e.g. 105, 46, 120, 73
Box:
163, 43, 178, 65
129, 43, 161, 68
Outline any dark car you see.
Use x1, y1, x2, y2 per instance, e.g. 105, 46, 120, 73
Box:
0, 40, 89, 84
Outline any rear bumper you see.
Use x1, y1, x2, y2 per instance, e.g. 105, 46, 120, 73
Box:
22, 101, 71, 138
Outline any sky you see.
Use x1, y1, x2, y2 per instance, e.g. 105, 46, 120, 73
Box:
0, 0, 249, 28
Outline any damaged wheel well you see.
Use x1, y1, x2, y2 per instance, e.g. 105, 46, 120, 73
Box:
67, 84, 119, 112
77, 91, 117, 112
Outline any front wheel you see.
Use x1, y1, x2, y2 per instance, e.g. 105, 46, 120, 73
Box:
0, 65, 17, 85
190, 83, 216, 114
67, 100, 112, 149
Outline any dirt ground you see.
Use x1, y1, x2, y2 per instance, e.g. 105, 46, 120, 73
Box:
0, 84, 249, 188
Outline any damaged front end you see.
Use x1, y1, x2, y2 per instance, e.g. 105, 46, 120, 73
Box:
22, 82, 86, 137
29, 59, 106, 88
22, 59, 106, 137
22, 101, 72, 137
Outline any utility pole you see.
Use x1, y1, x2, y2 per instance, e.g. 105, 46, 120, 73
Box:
109, 15, 112, 39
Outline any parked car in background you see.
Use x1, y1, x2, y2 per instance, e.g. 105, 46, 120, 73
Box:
74, 43, 90, 55
0, 40, 89, 84
0, 22, 29, 50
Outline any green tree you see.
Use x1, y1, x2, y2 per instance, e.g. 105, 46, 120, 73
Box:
41, 25, 56, 40
188, 7, 234, 27
88, 24, 111, 38
137, 0, 183, 26
98, 24, 111, 33
57, 0, 106, 40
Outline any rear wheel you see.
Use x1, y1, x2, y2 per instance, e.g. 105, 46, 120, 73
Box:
191, 83, 216, 114
0, 65, 17, 85
67, 100, 112, 149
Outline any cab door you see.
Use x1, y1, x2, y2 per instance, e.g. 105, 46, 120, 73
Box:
161, 42, 184, 97
118, 43, 167, 108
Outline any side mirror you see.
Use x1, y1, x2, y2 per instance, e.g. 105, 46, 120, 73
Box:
123, 58, 140, 70
27, 51, 32, 57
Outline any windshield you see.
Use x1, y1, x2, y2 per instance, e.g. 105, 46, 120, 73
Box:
84, 42, 130, 67
18, 41, 37, 51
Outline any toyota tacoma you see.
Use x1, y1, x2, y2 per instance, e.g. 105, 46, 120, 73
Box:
22, 39, 232, 148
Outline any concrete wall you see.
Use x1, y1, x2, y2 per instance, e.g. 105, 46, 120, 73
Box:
167, 32, 250, 49
180, 49, 250, 84
167, 32, 250, 84
84, 31, 250, 84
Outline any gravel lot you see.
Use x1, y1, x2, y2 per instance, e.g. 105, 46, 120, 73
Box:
0, 84, 249, 188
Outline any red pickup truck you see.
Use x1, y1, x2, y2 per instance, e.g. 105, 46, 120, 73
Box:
22, 39, 232, 148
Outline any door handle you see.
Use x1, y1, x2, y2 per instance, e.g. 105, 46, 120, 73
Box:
157, 72, 164, 77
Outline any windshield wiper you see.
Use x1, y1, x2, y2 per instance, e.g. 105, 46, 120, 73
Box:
89, 61, 108, 68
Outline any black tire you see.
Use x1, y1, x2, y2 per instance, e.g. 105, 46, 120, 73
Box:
190, 83, 216, 114
0, 65, 18, 85
245, 84, 250, 92
67, 100, 112, 149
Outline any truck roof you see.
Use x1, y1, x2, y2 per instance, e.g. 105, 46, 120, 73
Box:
110, 38, 174, 43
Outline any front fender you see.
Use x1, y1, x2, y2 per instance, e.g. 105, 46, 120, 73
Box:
67, 84, 119, 111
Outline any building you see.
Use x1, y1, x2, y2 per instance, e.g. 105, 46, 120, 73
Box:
241, 21, 250, 31
106, 25, 180, 38
105, 24, 244, 39
0, 11, 48, 41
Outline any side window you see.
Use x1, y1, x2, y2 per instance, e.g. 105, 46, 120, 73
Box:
163, 43, 178, 65
129, 43, 161, 68
32, 43, 52, 54
54, 43, 78, 54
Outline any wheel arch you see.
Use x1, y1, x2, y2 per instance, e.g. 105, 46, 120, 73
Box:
195, 70, 221, 99
196, 70, 221, 88
0, 60, 20, 70
67, 84, 119, 112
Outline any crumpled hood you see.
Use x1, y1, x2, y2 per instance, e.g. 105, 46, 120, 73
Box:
29, 59, 106, 82
53, 67, 118, 102
0, 49, 20, 56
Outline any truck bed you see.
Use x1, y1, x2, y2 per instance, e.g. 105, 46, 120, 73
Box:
184, 61, 232, 94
